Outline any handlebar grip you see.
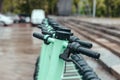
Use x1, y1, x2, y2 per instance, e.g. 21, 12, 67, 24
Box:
42, 31, 53, 35
37, 24, 46, 29
70, 36, 92, 48
33, 32, 44, 40
68, 42, 100, 59
76, 40, 92, 48
37, 25, 42, 29
77, 47, 100, 59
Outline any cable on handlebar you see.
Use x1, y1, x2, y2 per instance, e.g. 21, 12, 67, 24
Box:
71, 54, 101, 80
68, 42, 100, 59
69, 36, 93, 48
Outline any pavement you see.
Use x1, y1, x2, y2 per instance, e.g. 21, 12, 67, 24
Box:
67, 17, 120, 26
0, 23, 118, 80
59, 18, 120, 80
0, 24, 41, 80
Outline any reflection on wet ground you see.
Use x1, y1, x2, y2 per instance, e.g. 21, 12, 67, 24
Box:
0, 23, 117, 80
0, 24, 41, 80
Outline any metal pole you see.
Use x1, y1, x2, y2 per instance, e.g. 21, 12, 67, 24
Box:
93, 0, 96, 17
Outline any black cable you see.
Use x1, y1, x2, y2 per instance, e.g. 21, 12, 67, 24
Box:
71, 54, 101, 80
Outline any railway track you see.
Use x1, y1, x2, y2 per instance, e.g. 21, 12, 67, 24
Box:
57, 18, 120, 80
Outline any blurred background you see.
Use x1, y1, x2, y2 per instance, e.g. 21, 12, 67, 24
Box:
0, 0, 120, 80
1, 0, 120, 17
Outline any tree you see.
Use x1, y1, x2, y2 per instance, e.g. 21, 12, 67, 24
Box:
73, 0, 80, 14
0, 0, 3, 12
2, 0, 120, 17
96, 0, 106, 17
47, 0, 57, 14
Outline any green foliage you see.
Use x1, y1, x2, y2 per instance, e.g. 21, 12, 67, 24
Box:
96, 0, 106, 17
73, 0, 80, 14
47, 0, 57, 14
2, 0, 57, 14
96, 0, 120, 17
2, 0, 120, 17
72, 4, 76, 14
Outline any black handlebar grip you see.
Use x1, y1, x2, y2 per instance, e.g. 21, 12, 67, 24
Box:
42, 31, 53, 35
76, 40, 92, 48
37, 25, 42, 29
70, 36, 92, 48
68, 42, 100, 59
37, 24, 46, 29
77, 47, 100, 59
33, 33, 44, 40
